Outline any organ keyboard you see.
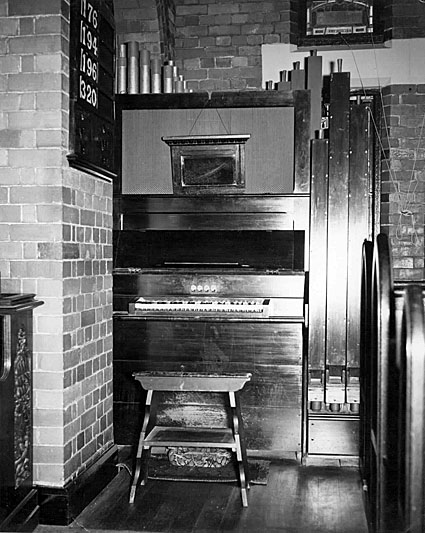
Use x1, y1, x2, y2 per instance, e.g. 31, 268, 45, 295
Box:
129, 296, 271, 317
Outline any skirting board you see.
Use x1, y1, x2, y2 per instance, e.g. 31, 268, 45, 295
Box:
38, 445, 118, 526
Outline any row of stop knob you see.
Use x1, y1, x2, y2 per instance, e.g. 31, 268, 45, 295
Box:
190, 284, 218, 293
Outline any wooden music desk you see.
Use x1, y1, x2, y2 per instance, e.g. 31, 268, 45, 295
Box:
129, 371, 252, 507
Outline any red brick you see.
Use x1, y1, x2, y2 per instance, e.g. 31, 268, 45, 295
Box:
241, 23, 273, 34
207, 4, 240, 15
247, 34, 263, 45
264, 34, 280, 44
215, 57, 231, 68
20, 18, 35, 35
0, 242, 22, 259
232, 56, 248, 67
182, 68, 208, 79
199, 78, 231, 90
10, 185, 62, 204
9, 35, 62, 54
0, 18, 19, 36
36, 91, 65, 110
0, 56, 20, 73
208, 25, 241, 36
36, 54, 62, 72
231, 35, 248, 46
199, 14, 231, 25
0, 130, 24, 148
8, 73, 62, 92
9, 0, 64, 16
177, 25, 208, 37
22, 55, 35, 72
9, 110, 61, 129
177, 5, 208, 15
230, 77, 248, 90
237, 45, 261, 56
204, 45, 237, 56
178, 47, 205, 60
246, 12, 266, 23
216, 35, 232, 46
184, 36, 205, 49
36, 129, 63, 148
9, 148, 62, 168
35, 15, 63, 34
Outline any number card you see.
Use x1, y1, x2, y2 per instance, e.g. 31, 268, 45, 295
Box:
68, 0, 116, 180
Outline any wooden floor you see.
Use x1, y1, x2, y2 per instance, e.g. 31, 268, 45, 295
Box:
35, 456, 369, 533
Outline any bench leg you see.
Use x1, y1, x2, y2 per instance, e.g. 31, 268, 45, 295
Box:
229, 391, 250, 507
129, 389, 155, 503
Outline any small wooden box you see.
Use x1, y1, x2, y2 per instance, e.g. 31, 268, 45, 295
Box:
162, 134, 250, 195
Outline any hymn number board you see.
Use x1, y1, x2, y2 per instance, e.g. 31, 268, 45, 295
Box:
68, 0, 116, 180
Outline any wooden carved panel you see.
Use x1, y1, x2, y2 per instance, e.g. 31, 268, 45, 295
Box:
14, 326, 31, 488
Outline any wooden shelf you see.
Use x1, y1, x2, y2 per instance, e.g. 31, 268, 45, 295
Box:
144, 427, 236, 448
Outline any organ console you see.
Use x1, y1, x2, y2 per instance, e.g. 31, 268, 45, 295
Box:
112, 88, 313, 457
112, 194, 309, 456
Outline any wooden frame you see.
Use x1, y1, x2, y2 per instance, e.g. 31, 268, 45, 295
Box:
114, 90, 311, 197
297, 0, 386, 48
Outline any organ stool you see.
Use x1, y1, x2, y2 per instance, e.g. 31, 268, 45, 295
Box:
129, 371, 252, 507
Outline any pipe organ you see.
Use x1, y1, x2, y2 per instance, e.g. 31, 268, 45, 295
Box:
113, 65, 379, 459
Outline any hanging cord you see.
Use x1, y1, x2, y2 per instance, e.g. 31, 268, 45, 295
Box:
338, 33, 402, 204
188, 106, 231, 136
339, 32, 425, 246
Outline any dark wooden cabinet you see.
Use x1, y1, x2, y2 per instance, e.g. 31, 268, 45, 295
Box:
0, 293, 43, 532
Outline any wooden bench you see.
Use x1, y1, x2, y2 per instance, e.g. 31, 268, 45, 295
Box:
129, 371, 252, 507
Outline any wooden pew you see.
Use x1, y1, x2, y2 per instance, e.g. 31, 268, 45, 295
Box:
360, 233, 425, 532
396, 283, 425, 533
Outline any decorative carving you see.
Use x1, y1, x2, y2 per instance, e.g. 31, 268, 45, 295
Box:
167, 447, 232, 468
14, 327, 31, 488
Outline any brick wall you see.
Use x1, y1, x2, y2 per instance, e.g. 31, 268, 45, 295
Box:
113, 1, 425, 91
387, 0, 425, 39
114, 0, 175, 59
0, 0, 114, 487
174, 0, 296, 91
380, 84, 425, 280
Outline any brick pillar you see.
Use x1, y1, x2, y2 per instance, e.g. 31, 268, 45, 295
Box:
0, 0, 114, 488
381, 84, 425, 281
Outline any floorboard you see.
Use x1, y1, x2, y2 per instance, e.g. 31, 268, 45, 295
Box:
34, 458, 369, 533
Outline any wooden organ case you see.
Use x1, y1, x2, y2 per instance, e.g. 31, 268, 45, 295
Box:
114, 71, 380, 461
113, 91, 311, 458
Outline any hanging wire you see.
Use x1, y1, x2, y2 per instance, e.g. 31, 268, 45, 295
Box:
339, 32, 425, 246
188, 106, 231, 135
